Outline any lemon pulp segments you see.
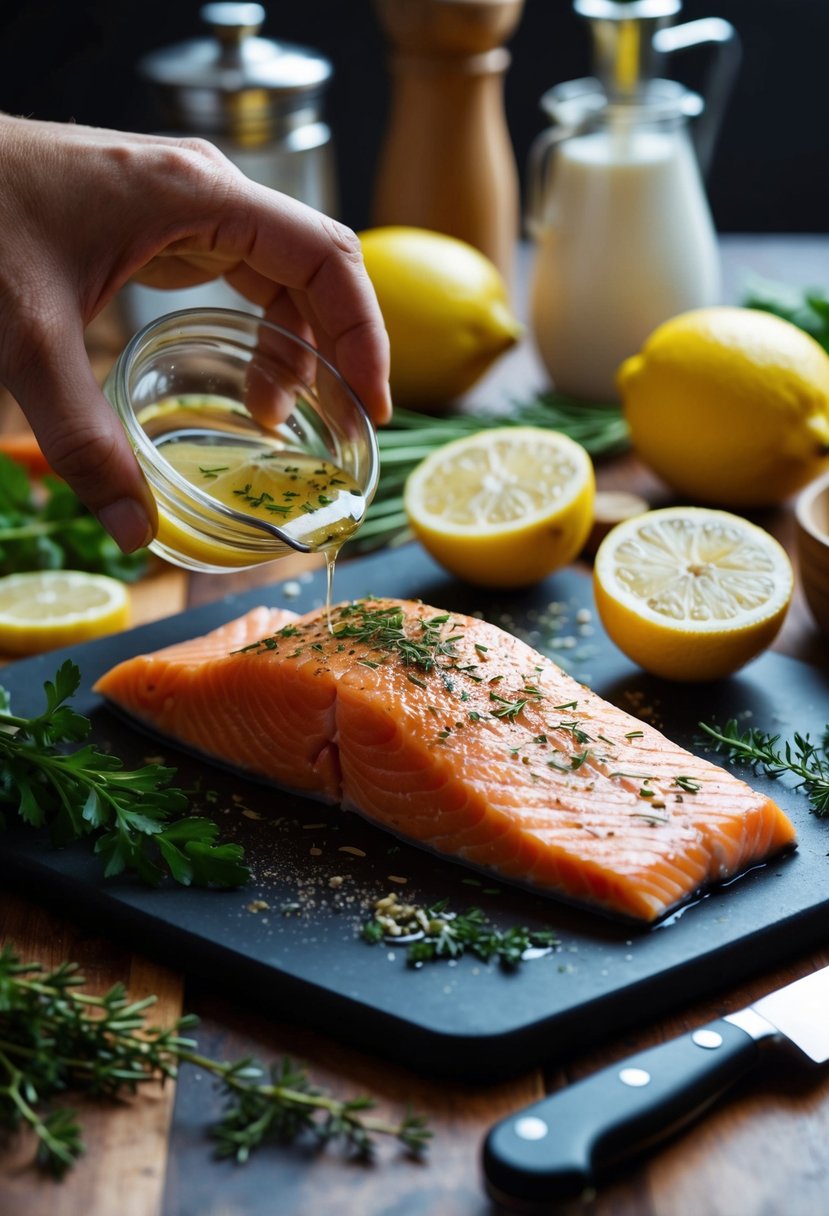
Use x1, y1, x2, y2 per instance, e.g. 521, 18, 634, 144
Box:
420, 434, 579, 526
404, 427, 595, 588
0, 571, 130, 656
593, 507, 793, 681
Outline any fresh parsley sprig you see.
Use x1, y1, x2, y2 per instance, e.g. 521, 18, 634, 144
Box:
0, 948, 430, 1177
743, 277, 829, 354
0, 660, 250, 886
699, 718, 829, 816
0, 453, 147, 581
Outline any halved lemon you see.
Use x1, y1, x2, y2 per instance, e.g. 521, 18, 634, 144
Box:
593, 507, 793, 681
0, 571, 130, 656
403, 427, 595, 588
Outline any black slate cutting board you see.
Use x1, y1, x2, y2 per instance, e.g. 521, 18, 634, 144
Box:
1, 545, 828, 1081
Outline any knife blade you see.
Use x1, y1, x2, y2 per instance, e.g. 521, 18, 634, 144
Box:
482, 963, 829, 1210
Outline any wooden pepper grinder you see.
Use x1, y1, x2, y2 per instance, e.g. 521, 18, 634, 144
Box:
371, 0, 525, 287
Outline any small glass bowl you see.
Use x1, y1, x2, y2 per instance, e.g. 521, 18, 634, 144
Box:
104, 308, 379, 572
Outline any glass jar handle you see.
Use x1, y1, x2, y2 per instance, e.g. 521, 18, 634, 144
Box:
525, 123, 578, 239
653, 17, 742, 177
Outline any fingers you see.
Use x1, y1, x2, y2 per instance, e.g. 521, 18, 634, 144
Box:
7, 316, 157, 553
238, 192, 392, 425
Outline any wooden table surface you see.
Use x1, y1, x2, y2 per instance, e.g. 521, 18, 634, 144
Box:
2, 235, 829, 1215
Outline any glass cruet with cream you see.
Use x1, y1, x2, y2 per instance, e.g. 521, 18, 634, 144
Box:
526, 0, 740, 402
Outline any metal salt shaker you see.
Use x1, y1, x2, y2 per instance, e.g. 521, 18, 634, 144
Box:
122, 2, 337, 327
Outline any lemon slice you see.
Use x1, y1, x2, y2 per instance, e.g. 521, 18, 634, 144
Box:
593, 507, 793, 681
0, 571, 130, 656
404, 427, 595, 587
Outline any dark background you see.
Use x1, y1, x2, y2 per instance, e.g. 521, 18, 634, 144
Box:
0, 0, 827, 235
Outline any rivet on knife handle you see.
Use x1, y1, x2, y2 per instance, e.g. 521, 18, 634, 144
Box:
482, 1018, 764, 1208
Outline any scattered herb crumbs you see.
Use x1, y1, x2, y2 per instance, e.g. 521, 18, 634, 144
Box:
555, 720, 592, 745
631, 811, 670, 825
363, 893, 558, 967
489, 693, 530, 721
672, 775, 702, 793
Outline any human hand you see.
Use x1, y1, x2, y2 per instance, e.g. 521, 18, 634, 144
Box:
0, 115, 391, 551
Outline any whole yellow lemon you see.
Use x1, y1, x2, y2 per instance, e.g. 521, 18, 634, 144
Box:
617, 306, 829, 506
359, 226, 523, 411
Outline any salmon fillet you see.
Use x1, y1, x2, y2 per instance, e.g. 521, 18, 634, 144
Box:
94, 598, 797, 923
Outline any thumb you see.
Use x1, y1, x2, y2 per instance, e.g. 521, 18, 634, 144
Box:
9, 321, 157, 553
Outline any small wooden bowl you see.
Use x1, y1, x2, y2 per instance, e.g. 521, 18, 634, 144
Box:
795, 469, 829, 635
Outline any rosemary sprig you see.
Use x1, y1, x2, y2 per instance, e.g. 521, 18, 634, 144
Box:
363, 893, 558, 967
351, 396, 629, 553
0, 660, 249, 887
699, 718, 829, 816
0, 948, 429, 1177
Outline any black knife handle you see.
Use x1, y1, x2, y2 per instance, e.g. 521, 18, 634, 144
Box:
483, 1018, 761, 1208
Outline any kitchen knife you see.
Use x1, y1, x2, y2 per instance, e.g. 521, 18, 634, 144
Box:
483, 963, 829, 1209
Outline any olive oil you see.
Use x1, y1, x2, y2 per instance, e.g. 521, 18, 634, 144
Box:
158, 439, 365, 552
137, 396, 367, 599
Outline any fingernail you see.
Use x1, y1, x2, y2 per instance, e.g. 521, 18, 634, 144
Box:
97, 498, 153, 553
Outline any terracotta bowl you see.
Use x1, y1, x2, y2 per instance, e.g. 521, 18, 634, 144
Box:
795, 468, 829, 636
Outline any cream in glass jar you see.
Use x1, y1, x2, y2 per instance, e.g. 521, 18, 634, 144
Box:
528, 82, 720, 402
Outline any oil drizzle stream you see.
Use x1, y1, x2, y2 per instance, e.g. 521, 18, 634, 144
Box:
325, 548, 337, 631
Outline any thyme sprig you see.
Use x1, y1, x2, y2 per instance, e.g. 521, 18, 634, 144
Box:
0, 661, 249, 887
363, 893, 558, 967
0, 948, 430, 1177
699, 718, 829, 816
